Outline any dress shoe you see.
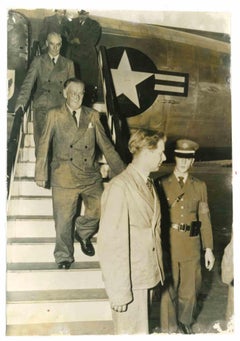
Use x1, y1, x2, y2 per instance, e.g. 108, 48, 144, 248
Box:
178, 321, 193, 334
57, 261, 72, 269
75, 231, 95, 256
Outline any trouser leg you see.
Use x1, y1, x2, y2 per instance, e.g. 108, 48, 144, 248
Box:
33, 108, 46, 156
52, 187, 80, 264
173, 258, 201, 325
75, 180, 103, 240
160, 283, 178, 333
112, 289, 149, 335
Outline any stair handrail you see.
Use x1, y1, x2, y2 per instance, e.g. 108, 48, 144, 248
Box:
7, 106, 31, 199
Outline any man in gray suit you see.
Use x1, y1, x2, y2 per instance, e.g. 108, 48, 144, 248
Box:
15, 32, 75, 154
35, 78, 125, 269
98, 129, 166, 334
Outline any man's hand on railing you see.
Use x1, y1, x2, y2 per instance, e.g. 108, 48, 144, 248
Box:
14, 104, 25, 115
36, 180, 47, 188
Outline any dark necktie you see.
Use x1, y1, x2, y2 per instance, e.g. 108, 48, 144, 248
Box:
52, 58, 56, 65
146, 177, 154, 196
72, 111, 77, 126
178, 176, 184, 188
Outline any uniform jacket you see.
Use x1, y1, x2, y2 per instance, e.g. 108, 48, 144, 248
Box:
161, 173, 213, 261
35, 104, 125, 188
15, 53, 75, 112
98, 164, 164, 306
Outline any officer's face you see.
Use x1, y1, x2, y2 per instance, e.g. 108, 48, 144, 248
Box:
146, 139, 166, 172
47, 35, 62, 56
175, 156, 194, 174
64, 82, 85, 110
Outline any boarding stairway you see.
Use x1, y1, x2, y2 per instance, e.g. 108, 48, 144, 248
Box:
6, 113, 114, 335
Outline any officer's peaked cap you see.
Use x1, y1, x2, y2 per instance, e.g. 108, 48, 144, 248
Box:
174, 139, 199, 158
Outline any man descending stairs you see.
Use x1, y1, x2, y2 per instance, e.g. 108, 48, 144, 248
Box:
6, 119, 114, 335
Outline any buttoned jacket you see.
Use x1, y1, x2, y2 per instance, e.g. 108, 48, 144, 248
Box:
161, 173, 213, 261
15, 53, 75, 111
98, 164, 164, 306
35, 104, 125, 188
68, 16, 101, 46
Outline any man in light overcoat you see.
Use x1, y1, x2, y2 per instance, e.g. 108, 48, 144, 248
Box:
98, 129, 166, 334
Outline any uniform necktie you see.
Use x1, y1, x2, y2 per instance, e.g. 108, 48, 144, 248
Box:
146, 177, 154, 196
72, 111, 78, 126
52, 58, 56, 65
178, 176, 184, 188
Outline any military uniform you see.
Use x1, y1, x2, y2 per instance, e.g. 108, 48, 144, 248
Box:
159, 139, 214, 331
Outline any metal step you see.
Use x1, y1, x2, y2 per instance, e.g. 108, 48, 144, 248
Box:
7, 289, 111, 325
19, 147, 36, 162
6, 320, 114, 336
8, 197, 53, 216
27, 121, 33, 134
7, 238, 99, 263
7, 217, 55, 238
24, 133, 34, 147
15, 161, 36, 178
7, 264, 104, 291
11, 179, 51, 197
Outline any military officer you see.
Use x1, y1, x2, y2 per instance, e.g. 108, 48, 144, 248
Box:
159, 139, 215, 334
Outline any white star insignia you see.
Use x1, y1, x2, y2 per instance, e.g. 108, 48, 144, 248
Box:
111, 50, 153, 108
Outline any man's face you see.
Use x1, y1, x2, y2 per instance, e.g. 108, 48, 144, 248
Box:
64, 82, 85, 110
146, 139, 166, 172
175, 156, 194, 174
47, 35, 62, 56
79, 13, 88, 21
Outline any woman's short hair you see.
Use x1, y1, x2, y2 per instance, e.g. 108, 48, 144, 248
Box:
128, 129, 166, 155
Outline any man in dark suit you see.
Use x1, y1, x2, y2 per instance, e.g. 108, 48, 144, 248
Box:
15, 32, 75, 154
35, 78, 125, 269
159, 139, 215, 334
98, 129, 166, 334
66, 10, 102, 102
38, 9, 70, 56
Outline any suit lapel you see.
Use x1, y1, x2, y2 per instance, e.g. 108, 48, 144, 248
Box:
71, 106, 91, 144
127, 165, 155, 210
60, 105, 80, 142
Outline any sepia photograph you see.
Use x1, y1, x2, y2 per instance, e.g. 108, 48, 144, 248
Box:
1, 0, 239, 339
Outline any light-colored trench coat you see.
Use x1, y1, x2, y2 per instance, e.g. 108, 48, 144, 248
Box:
98, 164, 164, 306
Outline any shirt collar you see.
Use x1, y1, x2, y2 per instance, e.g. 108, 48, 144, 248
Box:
174, 170, 188, 183
48, 54, 59, 62
66, 103, 81, 116
131, 163, 149, 183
